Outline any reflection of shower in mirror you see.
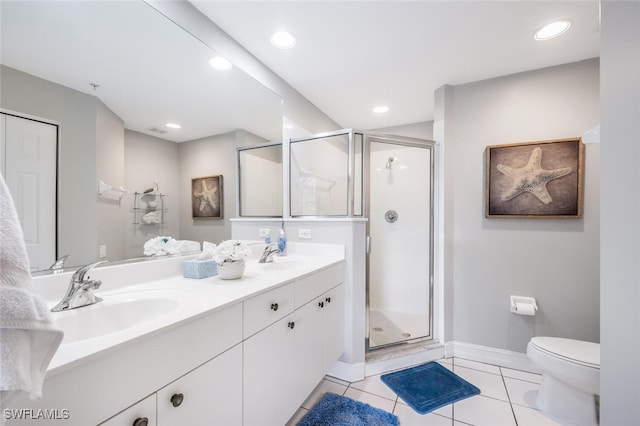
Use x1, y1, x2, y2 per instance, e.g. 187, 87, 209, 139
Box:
385, 156, 396, 169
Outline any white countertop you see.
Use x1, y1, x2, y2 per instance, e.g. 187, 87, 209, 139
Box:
35, 242, 345, 377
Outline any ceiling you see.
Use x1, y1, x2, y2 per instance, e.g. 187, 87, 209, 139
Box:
190, 1, 600, 130
0, 1, 282, 143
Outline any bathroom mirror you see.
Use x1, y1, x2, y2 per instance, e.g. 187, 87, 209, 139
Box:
0, 1, 283, 272
238, 143, 283, 217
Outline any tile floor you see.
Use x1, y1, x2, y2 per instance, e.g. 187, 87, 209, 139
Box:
286, 357, 577, 425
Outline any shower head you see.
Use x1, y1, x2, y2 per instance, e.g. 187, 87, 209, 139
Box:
385, 156, 395, 169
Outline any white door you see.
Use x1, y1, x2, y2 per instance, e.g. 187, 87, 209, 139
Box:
2, 113, 57, 271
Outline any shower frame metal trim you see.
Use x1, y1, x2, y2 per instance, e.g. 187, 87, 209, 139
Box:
363, 133, 436, 352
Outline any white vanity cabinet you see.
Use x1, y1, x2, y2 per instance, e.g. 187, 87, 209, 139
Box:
99, 344, 242, 426
243, 263, 345, 426
100, 394, 157, 426
9, 253, 345, 426
156, 344, 243, 426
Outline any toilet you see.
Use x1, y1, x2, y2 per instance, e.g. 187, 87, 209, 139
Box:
527, 337, 600, 426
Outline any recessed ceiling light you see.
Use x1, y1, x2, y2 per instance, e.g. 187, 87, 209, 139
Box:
373, 106, 389, 114
208, 56, 233, 71
535, 20, 571, 41
270, 31, 297, 49
165, 123, 182, 129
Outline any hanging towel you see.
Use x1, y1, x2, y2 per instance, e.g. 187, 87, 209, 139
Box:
0, 175, 63, 406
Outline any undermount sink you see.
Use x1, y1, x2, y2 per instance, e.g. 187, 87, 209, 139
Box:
52, 289, 192, 344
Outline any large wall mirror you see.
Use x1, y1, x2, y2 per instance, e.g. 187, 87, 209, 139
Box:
0, 1, 283, 272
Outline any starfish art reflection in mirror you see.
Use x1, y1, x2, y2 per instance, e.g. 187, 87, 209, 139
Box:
497, 147, 571, 204
193, 179, 218, 212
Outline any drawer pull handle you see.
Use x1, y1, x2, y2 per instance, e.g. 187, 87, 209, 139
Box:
171, 393, 184, 407
318, 301, 324, 308
133, 418, 149, 426
271, 303, 279, 311
288, 321, 295, 329
325, 297, 331, 303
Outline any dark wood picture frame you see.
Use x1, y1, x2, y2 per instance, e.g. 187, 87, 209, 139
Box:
486, 138, 584, 218
191, 175, 223, 219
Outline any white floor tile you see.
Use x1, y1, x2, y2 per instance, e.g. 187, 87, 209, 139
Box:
504, 377, 540, 408
285, 407, 308, 426
300, 379, 348, 410
393, 403, 454, 426
325, 374, 350, 386
436, 359, 454, 372
344, 387, 396, 413
453, 358, 501, 375
395, 397, 453, 419
512, 404, 575, 426
500, 367, 542, 384
453, 366, 510, 402
350, 373, 398, 401
453, 395, 516, 426
439, 357, 454, 365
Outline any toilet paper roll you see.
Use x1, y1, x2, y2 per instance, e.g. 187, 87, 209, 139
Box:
514, 302, 536, 316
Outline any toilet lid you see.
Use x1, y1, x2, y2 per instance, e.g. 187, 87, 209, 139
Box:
530, 337, 600, 368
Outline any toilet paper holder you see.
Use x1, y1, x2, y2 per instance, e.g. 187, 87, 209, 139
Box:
510, 295, 538, 315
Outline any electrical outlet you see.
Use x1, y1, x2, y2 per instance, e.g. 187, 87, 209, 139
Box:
298, 228, 312, 239
99, 245, 107, 258
259, 228, 271, 238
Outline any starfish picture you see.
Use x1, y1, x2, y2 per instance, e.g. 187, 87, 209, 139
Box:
193, 179, 218, 212
496, 147, 572, 204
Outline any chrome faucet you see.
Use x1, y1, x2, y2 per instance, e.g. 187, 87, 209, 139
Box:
259, 243, 280, 263
51, 260, 105, 312
48, 254, 69, 271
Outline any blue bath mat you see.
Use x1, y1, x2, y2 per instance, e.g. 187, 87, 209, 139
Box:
381, 361, 480, 414
297, 392, 399, 426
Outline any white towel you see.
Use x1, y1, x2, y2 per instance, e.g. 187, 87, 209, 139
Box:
0, 175, 63, 406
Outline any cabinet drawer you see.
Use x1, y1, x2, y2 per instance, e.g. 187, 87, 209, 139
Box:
294, 262, 344, 309
244, 283, 294, 338
99, 394, 156, 426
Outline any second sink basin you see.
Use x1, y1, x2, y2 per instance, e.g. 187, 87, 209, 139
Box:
53, 289, 194, 344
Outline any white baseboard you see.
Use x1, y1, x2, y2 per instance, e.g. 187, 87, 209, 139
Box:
445, 341, 541, 374
365, 345, 445, 377
327, 360, 365, 382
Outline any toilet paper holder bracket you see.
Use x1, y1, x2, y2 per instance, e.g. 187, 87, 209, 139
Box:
510, 295, 538, 315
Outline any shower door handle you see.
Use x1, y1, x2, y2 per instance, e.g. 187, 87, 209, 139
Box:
366, 236, 371, 254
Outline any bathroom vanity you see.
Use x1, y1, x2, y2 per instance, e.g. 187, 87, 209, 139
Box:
5, 243, 345, 426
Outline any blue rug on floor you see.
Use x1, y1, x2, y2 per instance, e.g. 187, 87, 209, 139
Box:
381, 361, 480, 414
297, 392, 399, 426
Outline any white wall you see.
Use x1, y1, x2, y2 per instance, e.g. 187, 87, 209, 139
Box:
439, 58, 600, 353
600, 2, 640, 424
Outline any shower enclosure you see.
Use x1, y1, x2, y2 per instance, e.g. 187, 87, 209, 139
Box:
365, 135, 434, 350
289, 130, 435, 353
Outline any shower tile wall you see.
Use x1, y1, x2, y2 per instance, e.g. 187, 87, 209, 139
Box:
369, 144, 431, 347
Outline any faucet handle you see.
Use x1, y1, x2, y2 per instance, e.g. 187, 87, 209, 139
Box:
72, 260, 106, 283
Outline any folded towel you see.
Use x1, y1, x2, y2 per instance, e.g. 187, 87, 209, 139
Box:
0, 175, 63, 405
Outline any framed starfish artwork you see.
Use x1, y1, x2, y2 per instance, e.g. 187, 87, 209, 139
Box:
486, 138, 584, 218
191, 175, 223, 219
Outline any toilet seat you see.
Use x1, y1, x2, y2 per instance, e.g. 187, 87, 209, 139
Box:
529, 337, 599, 369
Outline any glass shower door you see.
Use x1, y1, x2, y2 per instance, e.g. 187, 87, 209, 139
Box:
367, 137, 433, 350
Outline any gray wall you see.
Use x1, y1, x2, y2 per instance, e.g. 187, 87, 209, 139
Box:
439, 59, 600, 353
124, 130, 180, 258
600, 2, 640, 424
371, 121, 434, 140
178, 131, 241, 244
96, 102, 126, 262
0, 65, 99, 267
